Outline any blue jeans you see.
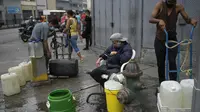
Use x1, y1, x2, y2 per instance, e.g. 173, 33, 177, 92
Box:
65, 35, 80, 53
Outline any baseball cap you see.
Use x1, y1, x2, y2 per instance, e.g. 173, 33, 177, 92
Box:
110, 33, 128, 42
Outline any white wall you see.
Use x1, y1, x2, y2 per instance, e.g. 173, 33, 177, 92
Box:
87, 0, 91, 10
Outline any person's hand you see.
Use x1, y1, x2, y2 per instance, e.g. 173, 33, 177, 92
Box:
47, 51, 52, 59
191, 19, 197, 27
96, 58, 102, 67
110, 51, 117, 56
63, 29, 67, 33
159, 20, 166, 30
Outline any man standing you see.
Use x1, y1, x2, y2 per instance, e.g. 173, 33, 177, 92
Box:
30, 19, 57, 68
149, 0, 197, 84
82, 10, 92, 50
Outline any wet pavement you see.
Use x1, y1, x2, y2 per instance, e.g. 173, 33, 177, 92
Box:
0, 28, 163, 112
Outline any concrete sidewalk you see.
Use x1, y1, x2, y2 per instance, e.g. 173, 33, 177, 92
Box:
0, 36, 162, 112
0, 29, 193, 112
0, 43, 161, 112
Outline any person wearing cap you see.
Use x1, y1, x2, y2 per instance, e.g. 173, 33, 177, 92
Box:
89, 33, 133, 87
149, 0, 197, 84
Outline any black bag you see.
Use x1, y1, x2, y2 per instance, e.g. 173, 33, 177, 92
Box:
49, 59, 79, 77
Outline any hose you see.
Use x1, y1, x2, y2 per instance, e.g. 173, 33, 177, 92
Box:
165, 39, 192, 76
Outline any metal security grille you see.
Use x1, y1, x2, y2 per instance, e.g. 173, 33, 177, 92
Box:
93, 0, 200, 51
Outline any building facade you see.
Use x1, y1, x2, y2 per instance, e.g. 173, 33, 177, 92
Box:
56, 0, 87, 11
21, 0, 36, 20
36, 0, 47, 17
0, 0, 22, 25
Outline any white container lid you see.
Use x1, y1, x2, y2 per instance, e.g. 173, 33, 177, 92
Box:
104, 80, 123, 90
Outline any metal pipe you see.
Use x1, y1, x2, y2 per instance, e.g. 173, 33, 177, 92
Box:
177, 43, 180, 81
189, 27, 194, 78
164, 29, 169, 80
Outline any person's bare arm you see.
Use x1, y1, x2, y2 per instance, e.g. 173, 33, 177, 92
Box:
149, 2, 162, 24
44, 40, 50, 52
178, 4, 191, 24
77, 22, 81, 36
179, 4, 197, 26
63, 19, 72, 33
66, 19, 71, 29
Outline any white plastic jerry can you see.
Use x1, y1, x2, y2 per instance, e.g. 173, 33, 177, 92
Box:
19, 62, 30, 82
180, 79, 194, 108
8, 66, 26, 86
27, 61, 33, 81
160, 81, 182, 108
1, 73, 21, 96
28, 41, 44, 58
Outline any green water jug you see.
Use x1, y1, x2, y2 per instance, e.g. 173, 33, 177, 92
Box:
48, 89, 76, 112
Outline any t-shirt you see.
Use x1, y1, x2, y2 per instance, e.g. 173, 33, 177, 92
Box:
76, 15, 81, 24
30, 22, 49, 41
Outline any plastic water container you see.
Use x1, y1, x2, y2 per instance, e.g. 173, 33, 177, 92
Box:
8, 66, 26, 86
104, 80, 124, 112
180, 79, 194, 108
27, 61, 33, 81
19, 62, 29, 82
160, 81, 182, 108
28, 41, 44, 58
1, 73, 20, 96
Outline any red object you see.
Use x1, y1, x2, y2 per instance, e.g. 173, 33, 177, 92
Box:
61, 16, 67, 24
81, 13, 86, 20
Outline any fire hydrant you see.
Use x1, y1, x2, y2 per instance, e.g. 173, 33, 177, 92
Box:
117, 59, 145, 112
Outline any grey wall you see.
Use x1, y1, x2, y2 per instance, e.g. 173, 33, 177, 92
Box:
92, 0, 200, 64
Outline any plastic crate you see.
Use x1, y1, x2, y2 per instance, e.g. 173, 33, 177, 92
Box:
157, 93, 191, 112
